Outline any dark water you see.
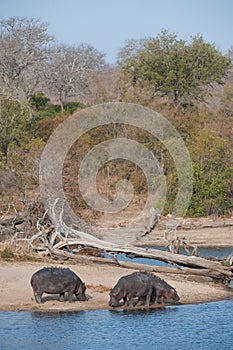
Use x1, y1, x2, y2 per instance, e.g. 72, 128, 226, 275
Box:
1, 299, 233, 350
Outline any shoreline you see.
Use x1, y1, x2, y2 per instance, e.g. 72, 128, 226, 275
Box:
1, 223, 233, 312
0, 259, 233, 313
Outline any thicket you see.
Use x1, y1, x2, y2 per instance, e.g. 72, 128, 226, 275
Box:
0, 19, 232, 218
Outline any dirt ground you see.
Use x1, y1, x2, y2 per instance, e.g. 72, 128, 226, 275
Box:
0, 223, 233, 312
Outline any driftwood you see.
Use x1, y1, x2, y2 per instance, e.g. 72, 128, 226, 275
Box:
44, 245, 227, 280
29, 223, 233, 283
226, 252, 233, 266
1, 199, 233, 283
0, 199, 51, 241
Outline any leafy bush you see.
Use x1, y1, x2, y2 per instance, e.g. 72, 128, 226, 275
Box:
29, 91, 50, 111
32, 100, 85, 127
187, 130, 233, 216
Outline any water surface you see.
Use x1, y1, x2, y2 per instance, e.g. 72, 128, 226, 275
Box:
1, 299, 233, 350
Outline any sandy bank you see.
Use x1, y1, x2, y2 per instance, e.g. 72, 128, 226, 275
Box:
0, 220, 233, 312
0, 260, 232, 312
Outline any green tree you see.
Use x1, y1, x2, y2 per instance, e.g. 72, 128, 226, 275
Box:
118, 30, 232, 103
0, 98, 30, 155
187, 129, 232, 216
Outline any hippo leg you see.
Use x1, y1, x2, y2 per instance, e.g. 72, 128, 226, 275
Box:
136, 298, 144, 306
123, 296, 127, 305
34, 292, 43, 304
59, 292, 65, 302
67, 290, 75, 302
127, 298, 135, 308
145, 286, 153, 308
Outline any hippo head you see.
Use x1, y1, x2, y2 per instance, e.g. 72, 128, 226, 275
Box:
109, 287, 122, 307
75, 282, 87, 301
164, 288, 180, 302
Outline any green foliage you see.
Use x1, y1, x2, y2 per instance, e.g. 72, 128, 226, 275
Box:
32, 100, 85, 124
33, 101, 85, 141
32, 103, 62, 122
187, 129, 233, 216
162, 128, 233, 217
29, 91, 50, 111
0, 21, 232, 219
0, 98, 31, 155
65, 101, 86, 113
119, 29, 232, 103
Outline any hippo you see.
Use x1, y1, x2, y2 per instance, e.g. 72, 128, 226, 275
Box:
137, 272, 180, 305
30, 267, 87, 303
109, 272, 154, 308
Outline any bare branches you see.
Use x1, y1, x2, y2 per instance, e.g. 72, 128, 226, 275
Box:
168, 237, 199, 256
42, 44, 105, 111
0, 17, 54, 106
0, 17, 106, 110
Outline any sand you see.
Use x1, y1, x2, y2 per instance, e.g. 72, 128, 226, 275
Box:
0, 259, 232, 312
0, 223, 232, 312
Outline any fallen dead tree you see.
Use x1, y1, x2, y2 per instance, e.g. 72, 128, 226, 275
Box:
27, 222, 233, 283
226, 252, 233, 266
2, 199, 233, 284
44, 244, 229, 281
42, 239, 232, 280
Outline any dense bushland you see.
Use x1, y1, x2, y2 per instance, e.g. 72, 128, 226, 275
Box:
0, 18, 232, 219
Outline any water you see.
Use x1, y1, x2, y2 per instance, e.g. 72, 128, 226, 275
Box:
109, 246, 233, 267
1, 299, 233, 350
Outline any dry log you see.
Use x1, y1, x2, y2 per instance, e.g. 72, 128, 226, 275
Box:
35, 234, 233, 280
53, 239, 232, 277
43, 245, 229, 281
226, 252, 233, 266
29, 199, 233, 282
111, 246, 232, 277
